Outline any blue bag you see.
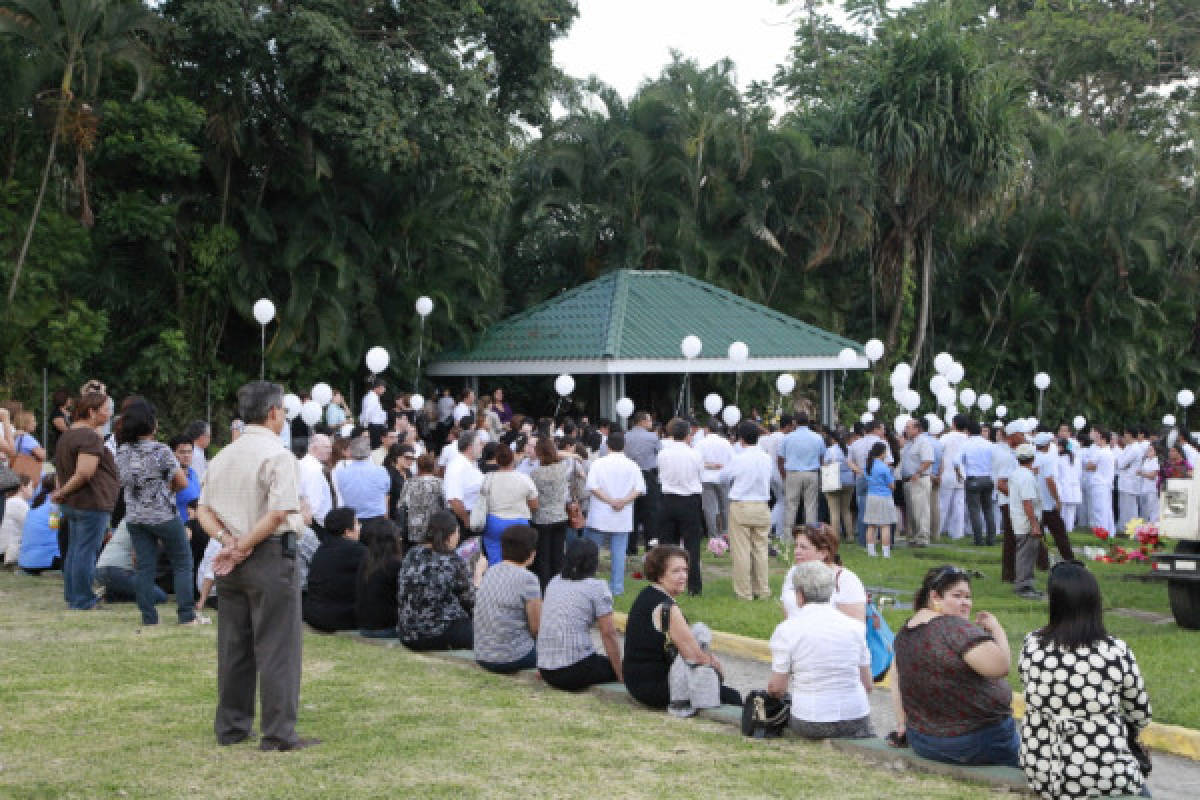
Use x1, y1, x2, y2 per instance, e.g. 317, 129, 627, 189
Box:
865, 600, 894, 682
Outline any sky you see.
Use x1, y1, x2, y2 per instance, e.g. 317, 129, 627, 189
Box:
552, 0, 801, 100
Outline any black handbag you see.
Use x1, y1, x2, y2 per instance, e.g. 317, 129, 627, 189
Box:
1128, 722, 1152, 776
740, 690, 790, 738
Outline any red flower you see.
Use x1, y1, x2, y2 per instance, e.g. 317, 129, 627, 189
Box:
632, 571, 644, 580
1093, 527, 1110, 540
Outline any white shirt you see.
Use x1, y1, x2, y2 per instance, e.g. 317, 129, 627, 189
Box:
993, 443, 1018, 507
452, 401, 472, 424
720, 446, 774, 503
585, 452, 646, 533
695, 433, 734, 484
437, 395, 455, 422
781, 564, 866, 618
1140, 453, 1159, 495
937, 431, 968, 488
360, 391, 386, 426
1009, 465, 1041, 536
769, 603, 869, 723
657, 439, 703, 496
1056, 451, 1084, 504
437, 440, 458, 469
759, 430, 784, 460
443, 452, 483, 512
197, 538, 221, 594
191, 447, 208, 481
296, 453, 332, 525
847, 433, 894, 472
1115, 442, 1145, 494
1085, 445, 1115, 490
0, 495, 28, 561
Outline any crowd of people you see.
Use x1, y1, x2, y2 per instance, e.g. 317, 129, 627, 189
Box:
0, 378, 1169, 797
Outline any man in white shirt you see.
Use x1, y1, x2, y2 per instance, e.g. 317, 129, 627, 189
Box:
956, 419, 996, 546
296, 433, 333, 532
437, 389, 455, 424
657, 418, 705, 595
1084, 426, 1116, 536
371, 429, 398, 467
359, 379, 388, 448
936, 415, 968, 542
899, 418, 934, 546
1033, 432, 1075, 562
721, 421, 775, 601
1114, 426, 1143, 533
697, 419, 734, 540
452, 388, 475, 426
584, 430, 645, 597
1009, 444, 1044, 599
444, 431, 483, 530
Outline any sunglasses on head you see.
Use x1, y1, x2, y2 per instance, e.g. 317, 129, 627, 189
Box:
932, 565, 968, 584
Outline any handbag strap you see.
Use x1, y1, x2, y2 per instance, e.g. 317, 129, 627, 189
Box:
660, 597, 676, 657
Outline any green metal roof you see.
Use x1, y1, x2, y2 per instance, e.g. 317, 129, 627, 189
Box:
428, 270, 864, 375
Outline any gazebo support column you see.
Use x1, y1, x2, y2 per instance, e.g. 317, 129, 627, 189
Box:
820, 370, 836, 428
598, 374, 620, 421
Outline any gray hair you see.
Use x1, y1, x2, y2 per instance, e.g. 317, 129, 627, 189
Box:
308, 433, 331, 453
458, 430, 477, 453
237, 381, 284, 425
791, 561, 835, 604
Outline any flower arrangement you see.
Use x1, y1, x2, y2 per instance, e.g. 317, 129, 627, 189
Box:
1089, 518, 1165, 564
707, 535, 729, 557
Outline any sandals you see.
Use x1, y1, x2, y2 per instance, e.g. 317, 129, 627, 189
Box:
885, 730, 908, 748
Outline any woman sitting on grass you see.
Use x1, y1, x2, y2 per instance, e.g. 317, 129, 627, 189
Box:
889, 565, 1018, 767
537, 537, 623, 691
767, 561, 873, 739
397, 510, 481, 650
622, 545, 741, 710
780, 523, 866, 622
303, 507, 365, 632
355, 518, 403, 638
1018, 560, 1151, 800
473, 524, 541, 673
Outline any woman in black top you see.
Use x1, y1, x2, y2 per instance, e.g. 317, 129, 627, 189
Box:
302, 507, 365, 632
623, 545, 741, 709
356, 518, 402, 637
383, 443, 413, 537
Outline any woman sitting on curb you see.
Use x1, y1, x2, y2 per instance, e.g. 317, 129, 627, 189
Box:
890, 565, 1019, 767
538, 537, 623, 691
767, 560, 873, 739
473, 524, 542, 673
397, 511, 483, 650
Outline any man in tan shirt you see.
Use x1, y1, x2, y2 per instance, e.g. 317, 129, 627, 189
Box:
197, 381, 316, 752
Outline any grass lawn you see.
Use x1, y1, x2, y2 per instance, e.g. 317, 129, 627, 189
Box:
611, 530, 1200, 730
0, 571, 997, 800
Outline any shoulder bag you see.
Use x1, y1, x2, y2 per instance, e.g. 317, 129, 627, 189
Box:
740, 689, 790, 738
11, 434, 42, 483
865, 599, 895, 682
469, 473, 492, 533
820, 462, 841, 492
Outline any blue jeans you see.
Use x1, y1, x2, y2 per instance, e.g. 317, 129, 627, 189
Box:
583, 528, 629, 596
854, 476, 869, 546
129, 517, 195, 624
96, 565, 166, 605
483, 515, 528, 566
907, 717, 1020, 768
62, 507, 111, 609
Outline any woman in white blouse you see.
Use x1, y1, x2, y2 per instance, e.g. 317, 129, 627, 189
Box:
780, 523, 866, 622
767, 561, 873, 739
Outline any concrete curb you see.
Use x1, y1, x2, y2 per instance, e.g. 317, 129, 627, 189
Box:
613, 612, 1200, 762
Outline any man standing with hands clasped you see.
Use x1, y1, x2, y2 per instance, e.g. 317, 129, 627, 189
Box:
197, 381, 317, 752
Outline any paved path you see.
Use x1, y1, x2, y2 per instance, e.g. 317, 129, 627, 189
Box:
599, 631, 1197, 799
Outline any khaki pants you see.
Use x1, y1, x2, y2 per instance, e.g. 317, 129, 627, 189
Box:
728, 501, 771, 600
903, 476, 932, 545
824, 487, 855, 540
784, 470, 819, 531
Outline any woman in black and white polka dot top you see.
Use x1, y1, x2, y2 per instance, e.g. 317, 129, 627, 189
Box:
1018, 561, 1152, 799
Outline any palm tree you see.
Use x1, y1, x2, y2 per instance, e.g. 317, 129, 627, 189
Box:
0, 0, 157, 305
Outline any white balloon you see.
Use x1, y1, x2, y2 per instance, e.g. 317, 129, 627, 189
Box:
890, 372, 910, 391
893, 362, 912, 383
893, 386, 908, 405
311, 382, 333, 407
976, 393, 993, 412
681, 335, 703, 359
894, 414, 912, 435
410, 394, 425, 413
933, 352, 953, 374
728, 341, 749, 363
1178, 389, 1195, 408
252, 298, 275, 326
937, 387, 958, 408
365, 346, 389, 374
902, 389, 920, 412
703, 393, 723, 415
995, 404, 1007, 419
860, 412, 874, 424
283, 393, 301, 421
1034, 372, 1051, 391
1073, 415, 1087, 431
866, 397, 881, 413
554, 374, 575, 397
946, 362, 965, 385
838, 347, 857, 367
929, 418, 946, 435
959, 388, 977, 409
1164, 414, 1177, 427
415, 296, 434, 317
864, 339, 885, 362
722, 405, 742, 427
775, 374, 796, 395
929, 374, 949, 395
615, 397, 635, 419
300, 400, 322, 427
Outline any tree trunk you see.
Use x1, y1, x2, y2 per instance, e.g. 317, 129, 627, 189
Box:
7, 112, 63, 305
884, 234, 913, 355
219, 157, 231, 228
909, 226, 934, 370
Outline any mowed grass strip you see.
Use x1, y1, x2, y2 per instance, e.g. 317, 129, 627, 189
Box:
0, 573, 996, 800
611, 530, 1200, 729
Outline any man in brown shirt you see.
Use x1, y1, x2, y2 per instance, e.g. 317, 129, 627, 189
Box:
196, 381, 316, 751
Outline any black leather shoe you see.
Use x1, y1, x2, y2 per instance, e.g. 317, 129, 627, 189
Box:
259, 737, 322, 752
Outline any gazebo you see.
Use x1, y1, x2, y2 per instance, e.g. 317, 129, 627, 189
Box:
426, 269, 867, 426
